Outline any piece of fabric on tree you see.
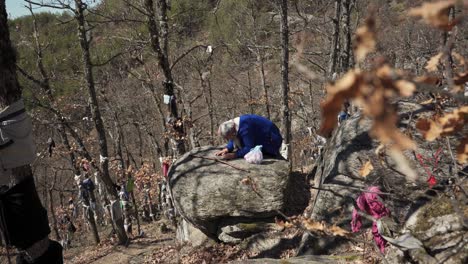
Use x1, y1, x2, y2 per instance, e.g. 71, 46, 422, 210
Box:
351, 186, 390, 253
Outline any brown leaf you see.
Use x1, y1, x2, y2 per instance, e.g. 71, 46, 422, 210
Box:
388, 148, 418, 182
409, 0, 457, 30
359, 160, 374, 177
303, 219, 326, 232
371, 111, 416, 150
395, 80, 416, 97
452, 52, 466, 69
354, 17, 376, 62
320, 70, 362, 136
425, 53, 443, 72
417, 106, 468, 141
420, 98, 434, 105
329, 225, 350, 237
456, 137, 468, 164
416, 119, 443, 141
414, 75, 441, 85
240, 178, 251, 185
454, 72, 468, 86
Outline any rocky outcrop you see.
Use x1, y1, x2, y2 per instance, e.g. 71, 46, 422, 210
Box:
301, 101, 466, 262
169, 146, 290, 242
307, 102, 454, 224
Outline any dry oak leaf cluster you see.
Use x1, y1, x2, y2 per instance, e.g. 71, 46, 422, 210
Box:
416, 106, 468, 164
275, 217, 350, 238
353, 16, 376, 63
303, 219, 350, 238
359, 160, 374, 177
320, 64, 416, 151
408, 0, 459, 30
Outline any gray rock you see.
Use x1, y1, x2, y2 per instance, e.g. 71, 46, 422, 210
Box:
218, 221, 275, 243
307, 102, 452, 224
169, 146, 290, 239
243, 233, 282, 253
176, 219, 213, 247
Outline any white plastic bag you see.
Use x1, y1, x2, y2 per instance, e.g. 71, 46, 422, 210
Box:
244, 145, 263, 164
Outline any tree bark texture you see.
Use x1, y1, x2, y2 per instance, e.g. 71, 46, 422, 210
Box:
328, 0, 341, 78
74, 0, 127, 244
278, 0, 291, 166
341, 0, 351, 72
28, 5, 102, 244
144, 0, 185, 156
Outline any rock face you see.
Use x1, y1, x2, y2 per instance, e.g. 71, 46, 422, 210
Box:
303, 101, 466, 262
307, 102, 454, 224
169, 146, 290, 241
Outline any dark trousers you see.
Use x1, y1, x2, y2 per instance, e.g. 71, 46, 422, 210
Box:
0, 176, 50, 249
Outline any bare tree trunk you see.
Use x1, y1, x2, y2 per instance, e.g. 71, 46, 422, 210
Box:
341, 0, 351, 72
259, 57, 271, 119
328, 0, 342, 78
441, 7, 454, 87
74, 0, 127, 244
199, 68, 215, 145
48, 173, 61, 241
278, 0, 291, 167
247, 71, 254, 114
142, 83, 169, 156
24, 2, 102, 244
130, 191, 141, 235
144, 0, 185, 156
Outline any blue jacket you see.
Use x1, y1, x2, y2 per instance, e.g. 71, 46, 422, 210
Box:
226, 115, 283, 158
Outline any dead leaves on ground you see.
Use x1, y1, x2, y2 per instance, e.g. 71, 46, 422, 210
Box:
359, 160, 374, 177
275, 217, 350, 238
408, 0, 458, 30
303, 219, 350, 237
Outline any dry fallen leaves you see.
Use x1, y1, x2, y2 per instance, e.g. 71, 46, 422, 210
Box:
409, 0, 457, 30
416, 106, 468, 141
359, 160, 374, 177
353, 17, 376, 63
275, 218, 294, 229
240, 178, 251, 185
329, 224, 350, 237
303, 219, 350, 237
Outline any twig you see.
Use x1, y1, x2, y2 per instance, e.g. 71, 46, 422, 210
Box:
189, 154, 250, 172
312, 185, 395, 197
445, 136, 459, 179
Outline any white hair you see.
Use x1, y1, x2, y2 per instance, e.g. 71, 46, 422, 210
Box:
218, 120, 235, 137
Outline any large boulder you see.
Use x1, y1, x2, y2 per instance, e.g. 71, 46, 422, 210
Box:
169, 146, 290, 241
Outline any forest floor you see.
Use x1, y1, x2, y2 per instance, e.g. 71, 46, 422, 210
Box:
65, 219, 177, 264
63, 218, 381, 264
64, 218, 251, 264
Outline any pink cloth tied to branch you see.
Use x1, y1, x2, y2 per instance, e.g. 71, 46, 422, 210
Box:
351, 186, 390, 253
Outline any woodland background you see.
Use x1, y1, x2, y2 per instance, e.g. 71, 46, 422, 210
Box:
3, 0, 468, 262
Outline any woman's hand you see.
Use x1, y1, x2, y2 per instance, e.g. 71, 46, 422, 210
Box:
215, 148, 229, 156
220, 152, 236, 160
